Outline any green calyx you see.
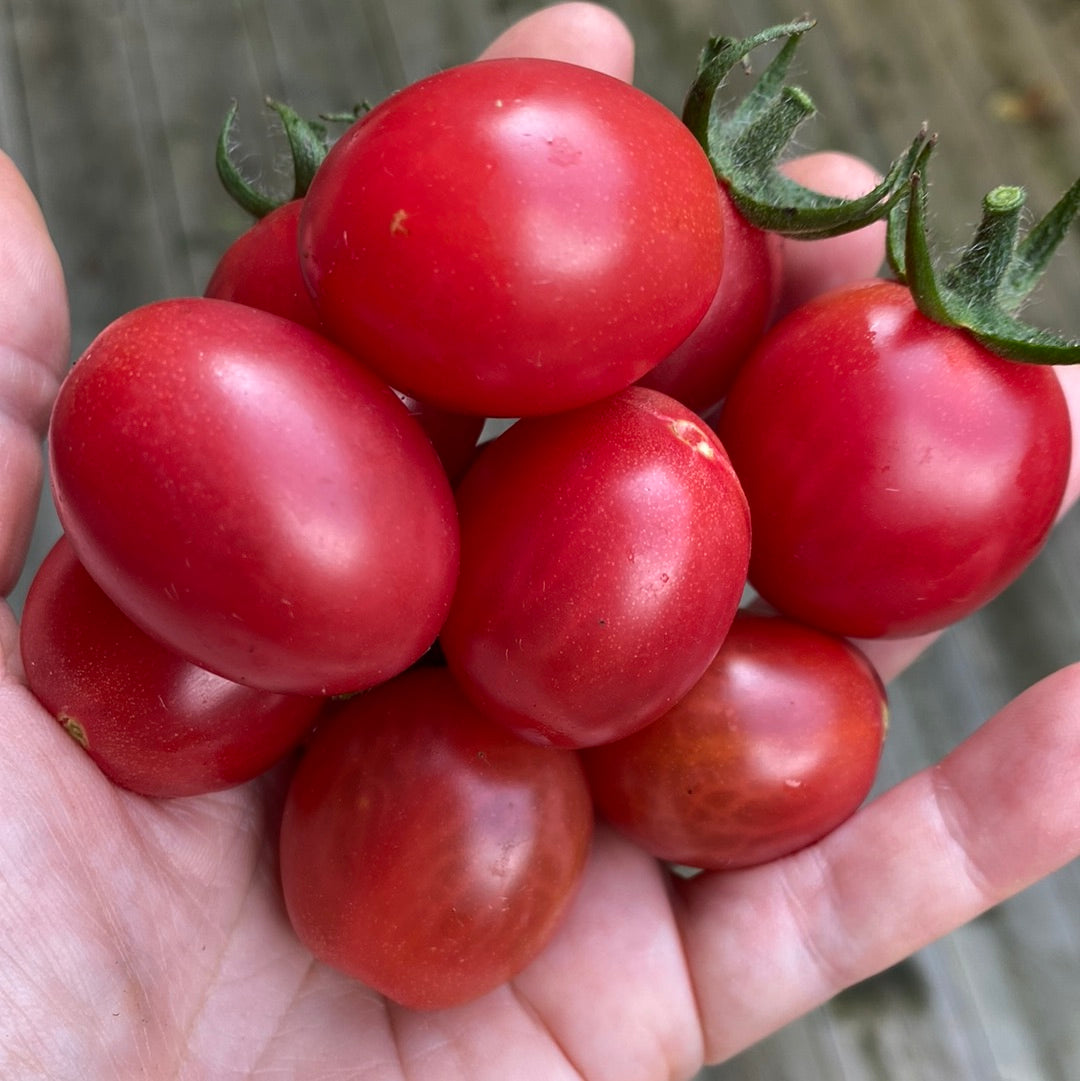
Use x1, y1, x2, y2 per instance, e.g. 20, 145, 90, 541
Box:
216, 99, 366, 218
683, 20, 930, 238
888, 163, 1080, 364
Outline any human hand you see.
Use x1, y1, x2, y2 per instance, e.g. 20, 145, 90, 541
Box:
4, 4, 1080, 1079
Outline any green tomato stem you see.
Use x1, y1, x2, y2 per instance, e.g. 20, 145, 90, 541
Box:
215, 99, 333, 219
683, 19, 928, 239
899, 170, 1080, 365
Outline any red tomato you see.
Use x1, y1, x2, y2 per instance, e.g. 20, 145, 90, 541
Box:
581, 609, 888, 869
204, 199, 325, 332
205, 200, 484, 481
299, 57, 725, 417
20, 535, 323, 798
638, 186, 781, 414
716, 280, 1071, 638
278, 666, 593, 1011
48, 297, 460, 696
439, 386, 751, 748
394, 390, 486, 486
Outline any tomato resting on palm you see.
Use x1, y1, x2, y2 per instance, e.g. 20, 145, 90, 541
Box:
581, 609, 888, 870
48, 297, 460, 695
278, 666, 593, 1011
439, 386, 751, 748
20, 536, 323, 798
716, 280, 1071, 638
299, 57, 725, 417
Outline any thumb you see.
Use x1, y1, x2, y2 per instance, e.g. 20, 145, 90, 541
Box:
0, 151, 70, 596
478, 2, 634, 82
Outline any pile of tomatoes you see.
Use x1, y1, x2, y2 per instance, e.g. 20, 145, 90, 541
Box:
19, 41, 1072, 1012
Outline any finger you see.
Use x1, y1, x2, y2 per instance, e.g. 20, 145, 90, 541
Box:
847, 630, 941, 685
773, 151, 888, 320
511, 825, 705, 1081
0, 151, 69, 596
479, 2, 634, 82
675, 661, 1080, 1064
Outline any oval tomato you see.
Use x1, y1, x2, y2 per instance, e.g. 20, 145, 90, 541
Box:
299, 57, 725, 417
48, 297, 460, 695
278, 666, 593, 1011
716, 279, 1071, 638
582, 609, 888, 869
20, 535, 323, 798
439, 385, 751, 748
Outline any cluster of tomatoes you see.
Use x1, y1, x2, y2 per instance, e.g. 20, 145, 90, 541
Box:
19, 29, 1074, 1011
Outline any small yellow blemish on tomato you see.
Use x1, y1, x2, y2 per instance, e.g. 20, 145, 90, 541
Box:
390, 209, 410, 236
670, 418, 717, 460
59, 712, 89, 750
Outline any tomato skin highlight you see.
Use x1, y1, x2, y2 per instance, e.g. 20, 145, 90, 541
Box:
440, 385, 751, 748
278, 666, 593, 1011
20, 536, 323, 798
48, 297, 460, 696
716, 280, 1072, 638
581, 609, 888, 870
299, 57, 725, 417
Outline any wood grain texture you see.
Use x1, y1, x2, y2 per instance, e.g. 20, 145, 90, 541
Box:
2, 1, 1079, 1078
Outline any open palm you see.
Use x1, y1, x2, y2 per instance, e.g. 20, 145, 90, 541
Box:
4, 6, 1080, 1080
0, 657, 703, 1078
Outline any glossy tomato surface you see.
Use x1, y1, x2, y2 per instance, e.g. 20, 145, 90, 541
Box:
49, 297, 460, 695
299, 57, 725, 417
278, 666, 593, 1011
716, 280, 1071, 638
638, 185, 781, 414
439, 386, 751, 748
20, 536, 323, 798
581, 609, 888, 869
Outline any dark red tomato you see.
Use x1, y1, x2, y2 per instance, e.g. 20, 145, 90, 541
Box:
205, 201, 484, 481
581, 609, 888, 870
716, 279, 1071, 638
204, 199, 325, 332
20, 535, 323, 798
439, 385, 751, 748
278, 666, 593, 1010
48, 297, 460, 696
394, 390, 486, 485
638, 186, 781, 414
299, 57, 725, 417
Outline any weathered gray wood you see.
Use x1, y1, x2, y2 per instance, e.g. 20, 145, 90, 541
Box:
2, 1, 1079, 1077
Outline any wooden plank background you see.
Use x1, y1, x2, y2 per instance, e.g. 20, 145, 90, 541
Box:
2, 0, 1079, 1078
